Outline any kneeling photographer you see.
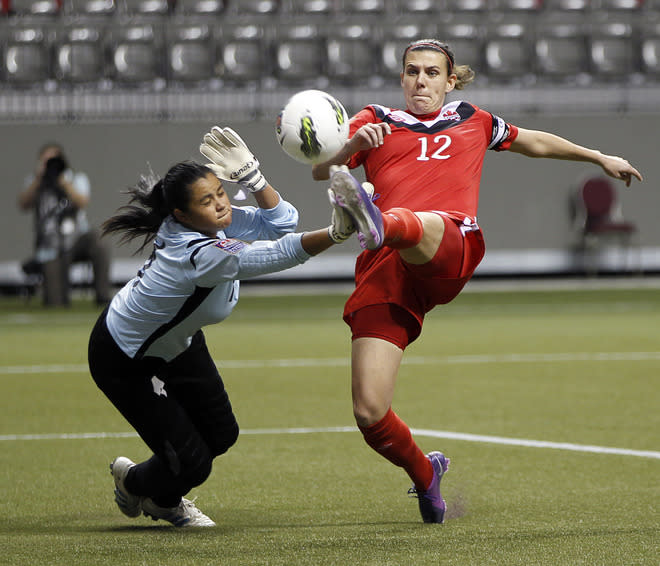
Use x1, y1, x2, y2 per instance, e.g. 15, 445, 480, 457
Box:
17, 143, 112, 307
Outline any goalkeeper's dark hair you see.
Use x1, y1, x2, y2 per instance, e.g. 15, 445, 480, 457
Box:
102, 161, 214, 253
402, 39, 475, 90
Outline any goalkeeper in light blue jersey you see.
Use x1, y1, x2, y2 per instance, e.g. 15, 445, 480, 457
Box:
87, 126, 368, 527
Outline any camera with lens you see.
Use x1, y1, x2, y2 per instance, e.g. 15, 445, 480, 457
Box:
43, 156, 68, 184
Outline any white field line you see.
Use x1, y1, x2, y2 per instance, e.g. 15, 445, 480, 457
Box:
0, 426, 658, 460
2, 351, 660, 375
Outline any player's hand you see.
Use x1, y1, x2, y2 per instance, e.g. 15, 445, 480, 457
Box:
599, 154, 643, 187
349, 122, 392, 152
200, 126, 267, 192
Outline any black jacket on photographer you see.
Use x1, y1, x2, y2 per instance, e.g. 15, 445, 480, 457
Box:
27, 156, 92, 265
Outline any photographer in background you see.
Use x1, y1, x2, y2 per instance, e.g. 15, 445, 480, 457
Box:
18, 143, 112, 307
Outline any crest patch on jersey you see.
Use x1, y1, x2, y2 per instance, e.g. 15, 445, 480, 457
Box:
214, 239, 246, 254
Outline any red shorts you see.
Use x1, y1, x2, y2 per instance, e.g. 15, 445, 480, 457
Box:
344, 212, 485, 348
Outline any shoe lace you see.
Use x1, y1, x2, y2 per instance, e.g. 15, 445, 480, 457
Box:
181, 497, 201, 515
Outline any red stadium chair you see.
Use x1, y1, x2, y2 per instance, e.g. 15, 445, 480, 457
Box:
574, 176, 639, 274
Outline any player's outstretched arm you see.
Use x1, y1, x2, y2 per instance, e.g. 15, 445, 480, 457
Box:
509, 127, 643, 186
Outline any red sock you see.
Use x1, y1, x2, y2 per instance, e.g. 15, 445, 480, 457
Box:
358, 408, 434, 490
382, 208, 424, 249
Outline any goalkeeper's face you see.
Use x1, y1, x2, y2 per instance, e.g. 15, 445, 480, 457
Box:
174, 173, 233, 237
400, 50, 457, 115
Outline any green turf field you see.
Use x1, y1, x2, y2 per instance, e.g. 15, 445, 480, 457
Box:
1, 284, 658, 565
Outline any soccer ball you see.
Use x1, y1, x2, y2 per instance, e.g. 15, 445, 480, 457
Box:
275, 90, 350, 165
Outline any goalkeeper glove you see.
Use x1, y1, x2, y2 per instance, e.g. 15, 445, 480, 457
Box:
200, 126, 267, 192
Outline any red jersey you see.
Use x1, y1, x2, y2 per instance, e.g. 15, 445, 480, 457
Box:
346, 101, 519, 218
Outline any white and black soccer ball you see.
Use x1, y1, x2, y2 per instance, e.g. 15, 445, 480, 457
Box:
275, 90, 350, 165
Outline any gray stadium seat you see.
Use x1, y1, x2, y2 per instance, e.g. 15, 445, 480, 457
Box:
588, 22, 637, 79
63, 0, 116, 17
167, 24, 216, 83
2, 27, 51, 84
493, 0, 543, 10
118, 0, 170, 17
219, 25, 267, 83
484, 17, 534, 81
543, 0, 589, 10
438, 18, 487, 76
338, 0, 386, 14
535, 21, 589, 80
378, 21, 430, 77
174, 0, 224, 16
54, 26, 105, 84
285, 0, 331, 14
9, 0, 60, 15
640, 23, 660, 78
108, 24, 164, 84
232, 0, 279, 14
595, 0, 643, 10
326, 24, 376, 85
273, 24, 326, 86
395, 0, 440, 14
445, 0, 489, 12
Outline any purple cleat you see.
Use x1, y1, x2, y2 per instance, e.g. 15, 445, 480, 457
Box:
328, 166, 384, 250
408, 451, 450, 524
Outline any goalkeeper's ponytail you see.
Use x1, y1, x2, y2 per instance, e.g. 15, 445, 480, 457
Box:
102, 161, 214, 253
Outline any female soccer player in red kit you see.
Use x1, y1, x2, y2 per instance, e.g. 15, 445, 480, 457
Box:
315, 39, 643, 523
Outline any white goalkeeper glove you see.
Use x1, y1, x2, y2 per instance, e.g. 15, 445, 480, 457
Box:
327, 165, 375, 244
200, 126, 268, 193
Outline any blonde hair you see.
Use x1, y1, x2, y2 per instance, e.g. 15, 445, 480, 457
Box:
402, 39, 475, 90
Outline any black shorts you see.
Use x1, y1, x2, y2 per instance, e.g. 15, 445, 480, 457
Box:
88, 310, 238, 482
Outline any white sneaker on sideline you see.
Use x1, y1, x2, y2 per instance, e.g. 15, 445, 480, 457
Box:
110, 457, 142, 518
142, 497, 216, 527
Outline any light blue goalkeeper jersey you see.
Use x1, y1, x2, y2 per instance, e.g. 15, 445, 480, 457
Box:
106, 195, 309, 361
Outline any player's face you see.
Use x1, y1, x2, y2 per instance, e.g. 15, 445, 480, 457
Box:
174, 173, 232, 237
400, 50, 457, 115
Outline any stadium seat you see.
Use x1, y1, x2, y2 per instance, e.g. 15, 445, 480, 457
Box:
535, 20, 589, 81
108, 24, 164, 84
8, 0, 60, 16
543, 0, 589, 10
174, 0, 224, 15
395, 0, 440, 14
232, 0, 279, 14
273, 24, 326, 86
117, 0, 170, 17
378, 21, 430, 77
588, 21, 637, 80
640, 23, 660, 78
484, 17, 534, 81
284, 0, 331, 14
573, 175, 638, 274
493, 0, 543, 11
63, 0, 116, 17
438, 18, 487, 77
594, 0, 643, 10
338, 0, 386, 14
2, 27, 51, 85
219, 25, 267, 84
326, 24, 376, 85
167, 23, 216, 83
445, 0, 489, 12
54, 26, 105, 84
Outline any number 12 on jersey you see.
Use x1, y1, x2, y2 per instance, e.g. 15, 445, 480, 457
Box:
417, 135, 451, 161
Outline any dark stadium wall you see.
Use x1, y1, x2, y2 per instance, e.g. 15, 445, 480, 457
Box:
2, 114, 657, 270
